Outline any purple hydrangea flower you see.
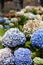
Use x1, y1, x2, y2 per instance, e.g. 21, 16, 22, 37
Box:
2, 28, 26, 47
14, 48, 32, 65
31, 29, 43, 48
0, 48, 14, 65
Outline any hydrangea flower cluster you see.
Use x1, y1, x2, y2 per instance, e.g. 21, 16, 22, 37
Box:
4, 25, 10, 28
25, 6, 32, 11
16, 11, 24, 16
0, 18, 6, 23
31, 29, 43, 48
5, 19, 10, 24
9, 23, 14, 27
35, 15, 42, 20
14, 48, 32, 65
0, 48, 14, 65
21, 9, 26, 13
2, 28, 26, 47
25, 6, 43, 14
24, 12, 35, 19
11, 18, 18, 23
33, 57, 43, 65
23, 20, 43, 37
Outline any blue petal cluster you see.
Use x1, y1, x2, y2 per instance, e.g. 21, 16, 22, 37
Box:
0, 18, 6, 23
31, 29, 43, 48
0, 48, 14, 65
4, 25, 10, 28
2, 28, 26, 47
14, 48, 32, 65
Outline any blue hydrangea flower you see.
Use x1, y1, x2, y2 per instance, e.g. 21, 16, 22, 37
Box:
5, 19, 10, 24
2, 28, 26, 47
0, 18, 6, 23
0, 48, 14, 65
14, 48, 32, 65
4, 25, 10, 28
31, 29, 43, 48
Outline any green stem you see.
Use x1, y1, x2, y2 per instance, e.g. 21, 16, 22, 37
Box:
40, 48, 43, 58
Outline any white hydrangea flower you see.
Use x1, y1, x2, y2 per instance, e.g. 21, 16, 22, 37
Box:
33, 57, 43, 65
16, 11, 24, 16
9, 23, 14, 27
41, 8, 43, 11
35, 15, 42, 20
11, 18, 18, 23
24, 13, 29, 18
25, 6, 31, 11
25, 6, 30, 9
21, 9, 26, 13
24, 12, 35, 19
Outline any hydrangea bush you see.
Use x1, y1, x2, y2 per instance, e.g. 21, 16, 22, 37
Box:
14, 48, 32, 65
0, 6, 43, 65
